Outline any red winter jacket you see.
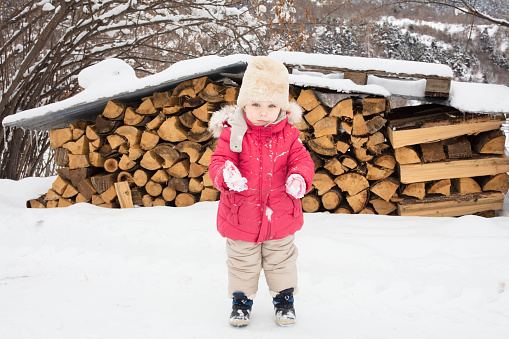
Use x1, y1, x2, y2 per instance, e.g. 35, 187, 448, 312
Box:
208, 105, 315, 244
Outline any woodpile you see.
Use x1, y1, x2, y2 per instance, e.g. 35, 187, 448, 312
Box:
28, 76, 235, 208
388, 104, 509, 217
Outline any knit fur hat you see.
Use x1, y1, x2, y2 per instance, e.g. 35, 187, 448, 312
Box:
236, 56, 290, 111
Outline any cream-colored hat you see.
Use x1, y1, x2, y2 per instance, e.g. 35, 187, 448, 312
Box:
236, 56, 290, 111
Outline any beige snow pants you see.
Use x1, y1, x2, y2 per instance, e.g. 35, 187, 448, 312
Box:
226, 234, 298, 299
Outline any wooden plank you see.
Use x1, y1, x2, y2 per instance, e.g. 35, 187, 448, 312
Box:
424, 78, 451, 97
114, 181, 134, 208
388, 120, 504, 148
399, 155, 509, 184
397, 192, 504, 217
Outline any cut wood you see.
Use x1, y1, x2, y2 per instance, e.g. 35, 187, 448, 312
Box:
200, 188, 221, 202
124, 108, 149, 126
324, 158, 345, 176
140, 150, 163, 170
321, 189, 343, 210
444, 136, 472, 159
314, 117, 338, 138
114, 181, 134, 208
373, 154, 396, 170
119, 154, 136, 171
352, 147, 374, 162
478, 173, 509, 194
198, 83, 224, 102
334, 172, 369, 196
151, 169, 169, 183
102, 100, 126, 119
370, 177, 399, 202
397, 192, 504, 217
394, 146, 421, 164
133, 169, 150, 187
366, 163, 393, 181
359, 206, 376, 214
104, 158, 119, 172
313, 172, 336, 195
420, 141, 446, 163
153, 144, 181, 168
366, 115, 387, 134
116, 126, 142, 147
189, 162, 208, 178
297, 89, 321, 111
77, 178, 96, 201
146, 112, 166, 130
152, 91, 176, 108
401, 182, 426, 200
192, 104, 211, 122
427, 179, 451, 196
158, 116, 188, 142
175, 193, 197, 207
140, 130, 160, 150
352, 114, 370, 136
86, 125, 100, 141
304, 105, 328, 126
472, 129, 506, 155
302, 194, 321, 213
370, 198, 396, 215
399, 155, 509, 183
95, 115, 120, 135
330, 98, 353, 119
308, 136, 337, 156
146, 180, 163, 197
167, 159, 191, 178
90, 173, 116, 194
168, 178, 190, 192
189, 178, 204, 193
362, 98, 386, 116
175, 141, 203, 163
333, 204, 353, 214
136, 98, 157, 115
117, 171, 134, 184
162, 187, 177, 202
451, 177, 481, 194
346, 190, 368, 213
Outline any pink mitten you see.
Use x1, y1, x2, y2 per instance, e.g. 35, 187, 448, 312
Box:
286, 174, 306, 199
223, 160, 248, 192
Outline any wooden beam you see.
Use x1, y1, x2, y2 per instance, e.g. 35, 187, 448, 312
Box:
399, 155, 509, 184
114, 181, 134, 208
397, 192, 504, 217
388, 120, 504, 148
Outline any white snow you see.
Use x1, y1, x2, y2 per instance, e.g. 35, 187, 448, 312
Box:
450, 81, 509, 114
1, 177, 508, 338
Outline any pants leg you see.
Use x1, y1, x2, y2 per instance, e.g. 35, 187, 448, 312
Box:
226, 239, 262, 299
261, 235, 299, 296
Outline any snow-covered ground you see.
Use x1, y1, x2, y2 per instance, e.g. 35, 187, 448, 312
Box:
1, 176, 508, 338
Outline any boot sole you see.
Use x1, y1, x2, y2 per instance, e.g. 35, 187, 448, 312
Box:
230, 319, 250, 327
276, 318, 295, 326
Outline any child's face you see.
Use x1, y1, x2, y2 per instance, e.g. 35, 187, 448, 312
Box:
244, 101, 281, 126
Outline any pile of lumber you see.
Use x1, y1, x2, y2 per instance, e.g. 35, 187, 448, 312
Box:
388, 104, 509, 217
294, 90, 398, 215
27, 76, 237, 208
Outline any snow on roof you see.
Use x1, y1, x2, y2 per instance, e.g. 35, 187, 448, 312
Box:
269, 51, 454, 78
3, 52, 508, 131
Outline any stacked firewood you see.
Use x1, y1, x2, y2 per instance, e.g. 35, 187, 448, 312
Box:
28, 76, 238, 208
387, 105, 509, 217
292, 89, 397, 215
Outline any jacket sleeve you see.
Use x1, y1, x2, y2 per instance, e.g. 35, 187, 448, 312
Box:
208, 127, 239, 192
286, 127, 315, 193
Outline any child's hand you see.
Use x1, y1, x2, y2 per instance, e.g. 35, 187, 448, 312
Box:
286, 174, 306, 199
223, 160, 248, 192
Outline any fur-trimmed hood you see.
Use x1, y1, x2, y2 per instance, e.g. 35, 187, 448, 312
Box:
208, 101, 304, 139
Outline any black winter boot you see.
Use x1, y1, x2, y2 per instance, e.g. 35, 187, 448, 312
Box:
229, 292, 253, 327
273, 288, 296, 326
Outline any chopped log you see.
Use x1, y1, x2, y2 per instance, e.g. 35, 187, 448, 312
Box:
399, 155, 509, 184
352, 114, 370, 136
366, 116, 387, 134
189, 163, 208, 178
146, 112, 166, 130
309, 152, 324, 172
92, 194, 106, 205
58, 197, 74, 207
179, 111, 196, 128
340, 155, 357, 170
370, 198, 396, 215
352, 147, 374, 162
333, 204, 353, 214
140, 150, 163, 170
198, 147, 214, 166
151, 169, 169, 183
346, 190, 368, 213
99, 186, 117, 203
427, 179, 451, 196
295, 118, 312, 132
350, 136, 368, 149
451, 177, 481, 194
104, 158, 119, 172
117, 171, 135, 184
124, 107, 146, 126
192, 103, 212, 122
56, 167, 71, 181
314, 117, 338, 138
86, 125, 100, 141
52, 176, 69, 195
175, 193, 197, 207
106, 134, 126, 151
133, 169, 150, 187
444, 136, 472, 159
321, 189, 343, 210
330, 98, 353, 119
336, 135, 350, 154
158, 116, 188, 142
224, 87, 238, 102
175, 141, 203, 163
366, 163, 393, 181
77, 178, 96, 201
420, 141, 446, 163
472, 129, 506, 155
387, 111, 504, 148
62, 184, 79, 198
153, 197, 167, 206
324, 158, 345, 176
55, 147, 69, 167
76, 193, 90, 204
297, 89, 321, 111
397, 192, 504, 217
90, 173, 116, 194
394, 146, 421, 164
308, 136, 337, 156
373, 154, 396, 170
89, 152, 106, 167
114, 181, 134, 208
162, 105, 182, 115
341, 120, 353, 135
305, 105, 328, 126
45, 189, 61, 201
50, 127, 73, 149
116, 126, 142, 147
362, 98, 386, 116
200, 187, 221, 202
478, 173, 509, 194
162, 187, 177, 202
140, 130, 160, 150
366, 132, 386, 150
189, 177, 204, 193
313, 172, 336, 195
64, 135, 90, 155
146, 180, 163, 197
102, 100, 126, 119
334, 172, 369, 196
401, 182, 426, 200
198, 83, 224, 102
168, 159, 190, 178
95, 115, 120, 135
136, 98, 158, 115
370, 177, 399, 202
142, 194, 153, 207
128, 145, 144, 161
168, 178, 190, 192
118, 154, 136, 171
153, 144, 181, 168
359, 206, 376, 214
302, 194, 321, 213
152, 91, 175, 108
27, 197, 46, 208
188, 119, 212, 142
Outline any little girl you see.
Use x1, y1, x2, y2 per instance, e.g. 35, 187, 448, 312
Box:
208, 56, 315, 327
